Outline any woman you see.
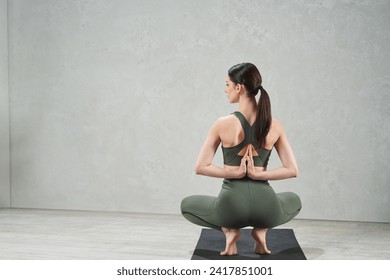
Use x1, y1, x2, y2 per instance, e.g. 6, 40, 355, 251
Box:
181, 63, 301, 256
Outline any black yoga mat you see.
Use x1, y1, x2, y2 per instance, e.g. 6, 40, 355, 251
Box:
191, 228, 306, 260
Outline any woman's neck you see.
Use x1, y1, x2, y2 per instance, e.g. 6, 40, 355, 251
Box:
238, 95, 257, 121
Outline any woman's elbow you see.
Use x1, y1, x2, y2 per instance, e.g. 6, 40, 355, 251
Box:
195, 163, 211, 175
291, 167, 299, 178
194, 164, 204, 175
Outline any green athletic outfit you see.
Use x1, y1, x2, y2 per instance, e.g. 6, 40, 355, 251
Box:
181, 111, 301, 230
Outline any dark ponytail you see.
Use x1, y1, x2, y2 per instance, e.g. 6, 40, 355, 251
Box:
254, 85, 272, 150
228, 63, 272, 150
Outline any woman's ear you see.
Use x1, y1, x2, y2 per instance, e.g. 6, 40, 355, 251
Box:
235, 83, 242, 93
236, 83, 247, 96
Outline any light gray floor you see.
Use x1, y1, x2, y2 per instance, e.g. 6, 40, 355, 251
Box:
0, 208, 389, 260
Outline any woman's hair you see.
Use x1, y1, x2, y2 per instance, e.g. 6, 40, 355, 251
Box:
228, 62, 272, 150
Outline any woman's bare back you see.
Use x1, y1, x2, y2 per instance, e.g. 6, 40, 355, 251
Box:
217, 112, 282, 172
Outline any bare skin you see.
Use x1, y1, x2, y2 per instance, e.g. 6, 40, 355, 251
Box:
251, 228, 271, 255
194, 76, 298, 255
220, 227, 241, 256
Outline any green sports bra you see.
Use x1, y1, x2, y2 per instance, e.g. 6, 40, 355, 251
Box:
222, 111, 272, 167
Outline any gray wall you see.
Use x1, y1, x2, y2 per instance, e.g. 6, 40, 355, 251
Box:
7, 0, 390, 222
0, 0, 10, 208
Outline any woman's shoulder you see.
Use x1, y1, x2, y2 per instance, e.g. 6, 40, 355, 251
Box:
271, 118, 285, 134
214, 113, 237, 125
218, 113, 237, 122
210, 114, 238, 132
271, 118, 282, 127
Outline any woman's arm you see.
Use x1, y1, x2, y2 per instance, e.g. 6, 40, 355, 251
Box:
195, 119, 247, 179
247, 122, 298, 181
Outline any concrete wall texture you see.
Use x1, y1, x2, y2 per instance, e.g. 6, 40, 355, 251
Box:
3, 0, 390, 222
0, 0, 10, 208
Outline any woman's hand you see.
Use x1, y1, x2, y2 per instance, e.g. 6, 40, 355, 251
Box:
246, 145, 256, 179
234, 147, 249, 179
246, 145, 267, 180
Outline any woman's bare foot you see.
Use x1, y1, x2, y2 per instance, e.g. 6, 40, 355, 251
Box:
220, 227, 240, 256
251, 228, 271, 255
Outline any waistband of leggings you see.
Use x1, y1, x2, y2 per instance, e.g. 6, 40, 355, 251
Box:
223, 177, 269, 185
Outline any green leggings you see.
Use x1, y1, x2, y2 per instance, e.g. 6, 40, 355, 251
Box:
181, 178, 301, 230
